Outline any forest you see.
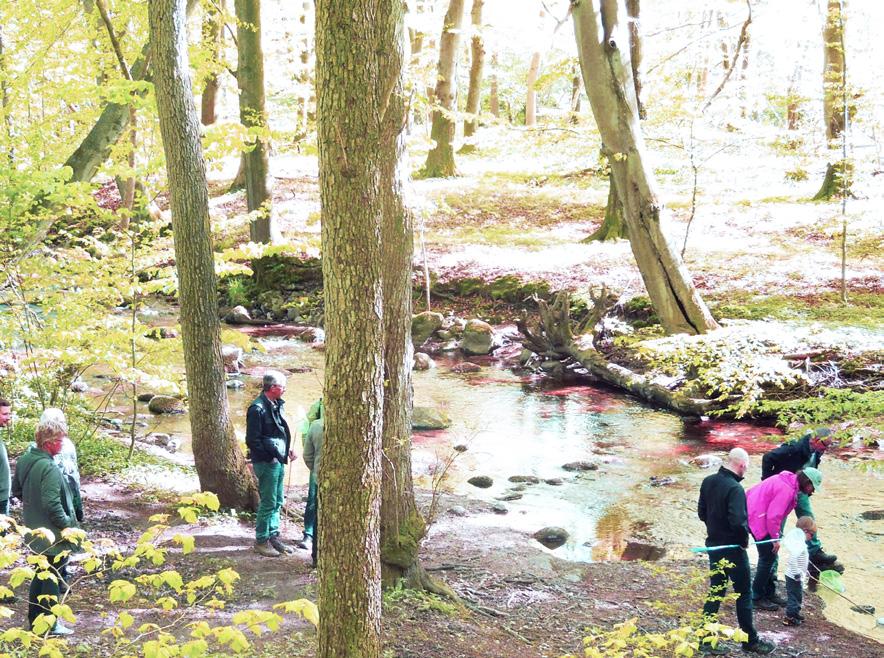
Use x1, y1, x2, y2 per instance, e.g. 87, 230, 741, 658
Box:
0, 0, 882, 656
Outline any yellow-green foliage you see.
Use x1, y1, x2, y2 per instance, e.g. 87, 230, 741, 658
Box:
0, 492, 317, 658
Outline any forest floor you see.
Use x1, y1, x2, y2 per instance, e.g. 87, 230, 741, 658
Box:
3, 476, 880, 658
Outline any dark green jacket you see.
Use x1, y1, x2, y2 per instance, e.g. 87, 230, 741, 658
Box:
245, 393, 292, 464
11, 445, 79, 555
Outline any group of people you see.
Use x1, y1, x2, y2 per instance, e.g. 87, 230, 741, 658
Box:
698, 428, 839, 654
0, 400, 82, 637
244, 371, 323, 567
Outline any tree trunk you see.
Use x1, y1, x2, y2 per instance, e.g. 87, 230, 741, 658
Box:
460, 0, 485, 152
296, 1, 315, 135
568, 65, 581, 122
0, 27, 14, 164
625, 0, 644, 119
422, 0, 466, 178
315, 0, 390, 655
234, 0, 273, 243
200, 0, 224, 126
525, 50, 541, 127
583, 170, 627, 242
149, 0, 258, 510
489, 52, 500, 118
572, 0, 717, 335
822, 0, 845, 144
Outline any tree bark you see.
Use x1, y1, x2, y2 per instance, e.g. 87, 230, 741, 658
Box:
583, 170, 626, 242
200, 0, 224, 126
460, 0, 485, 151
234, 0, 273, 243
568, 65, 582, 122
572, 0, 717, 335
422, 0, 466, 177
489, 52, 500, 118
149, 0, 258, 510
525, 50, 541, 127
315, 0, 390, 655
822, 0, 845, 144
625, 0, 644, 120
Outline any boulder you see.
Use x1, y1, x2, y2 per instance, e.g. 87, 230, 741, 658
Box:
413, 352, 435, 371
467, 475, 493, 489
137, 392, 156, 402
534, 527, 569, 549
226, 379, 245, 390
436, 330, 453, 340
544, 478, 564, 486
450, 362, 481, 374
508, 475, 540, 484
224, 305, 252, 324
412, 406, 451, 430
148, 395, 186, 414
221, 345, 244, 374
460, 319, 494, 355
860, 510, 884, 521
497, 493, 523, 501
412, 311, 444, 346
562, 461, 598, 472
448, 505, 468, 517
491, 502, 508, 514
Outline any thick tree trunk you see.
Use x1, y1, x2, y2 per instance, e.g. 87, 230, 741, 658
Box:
572, 0, 717, 335
422, 0, 466, 177
149, 0, 258, 510
234, 0, 273, 243
525, 50, 541, 127
625, 0, 644, 119
460, 0, 485, 151
200, 0, 224, 126
583, 170, 627, 242
316, 0, 390, 655
822, 0, 845, 144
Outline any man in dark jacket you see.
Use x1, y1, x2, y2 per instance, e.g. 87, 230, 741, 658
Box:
761, 428, 838, 570
246, 371, 296, 557
698, 448, 773, 655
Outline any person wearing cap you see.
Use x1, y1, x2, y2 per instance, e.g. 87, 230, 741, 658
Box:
746, 467, 822, 611
761, 428, 838, 569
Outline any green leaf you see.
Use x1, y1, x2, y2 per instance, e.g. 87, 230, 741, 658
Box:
108, 580, 137, 603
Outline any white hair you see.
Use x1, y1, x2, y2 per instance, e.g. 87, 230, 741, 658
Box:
727, 447, 749, 468
35, 407, 68, 446
262, 370, 287, 391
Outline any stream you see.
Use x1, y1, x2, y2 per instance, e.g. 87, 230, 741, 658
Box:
98, 326, 883, 642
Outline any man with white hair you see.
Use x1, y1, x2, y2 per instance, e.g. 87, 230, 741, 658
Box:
245, 371, 296, 557
698, 448, 774, 655
39, 409, 83, 524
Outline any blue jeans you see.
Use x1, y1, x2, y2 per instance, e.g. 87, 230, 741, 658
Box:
703, 547, 758, 645
752, 537, 778, 601
785, 575, 803, 618
253, 461, 285, 543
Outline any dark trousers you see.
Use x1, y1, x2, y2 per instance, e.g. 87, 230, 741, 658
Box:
29, 555, 68, 629
785, 575, 803, 618
752, 537, 777, 601
303, 471, 317, 539
703, 547, 758, 646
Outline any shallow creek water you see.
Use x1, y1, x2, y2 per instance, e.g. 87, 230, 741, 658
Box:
103, 332, 883, 641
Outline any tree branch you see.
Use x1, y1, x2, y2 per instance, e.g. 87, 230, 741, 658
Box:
95, 0, 131, 80
701, 0, 752, 113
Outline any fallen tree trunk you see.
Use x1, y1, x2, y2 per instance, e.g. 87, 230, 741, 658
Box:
517, 291, 721, 416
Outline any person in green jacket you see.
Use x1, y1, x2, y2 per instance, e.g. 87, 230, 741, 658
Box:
303, 415, 323, 568
12, 415, 79, 636
297, 397, 322, 551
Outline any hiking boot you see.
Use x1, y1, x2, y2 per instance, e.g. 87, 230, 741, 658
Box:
269, 535, 295, 555
48, 621, 74, 636
813, 550, 838, 565
783, 615, 802, 626
753, 598, 779, 611
766, 591, 788, 606
742, 639, 775, 654
296, 535, 313, 551
254, 540, 281, 558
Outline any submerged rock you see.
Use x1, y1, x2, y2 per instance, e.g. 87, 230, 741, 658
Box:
148, 395, 185, 414
461, 319, 494, 355
860, 510, 884, 521
534, 526, 569, 549
544, 478, 564, 486
497, 493, 523, 502
413, 352, 435, 370
450, 362, 481, 374
508, 475, 540, 484
448, 505, 468, 517
491, 502, 508, 514
562, 461, 598, 472
412, 406, 451, 430
689, 454, 723, 469
467, 475, 493, 489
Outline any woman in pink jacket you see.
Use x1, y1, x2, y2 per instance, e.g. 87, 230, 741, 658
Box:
746, 467, 822, 610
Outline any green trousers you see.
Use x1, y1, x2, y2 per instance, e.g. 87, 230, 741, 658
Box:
795, 491, 822, 555
254, 461, 285, 543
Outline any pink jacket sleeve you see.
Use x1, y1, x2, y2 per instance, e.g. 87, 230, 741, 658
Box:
765, 484, 797, 539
